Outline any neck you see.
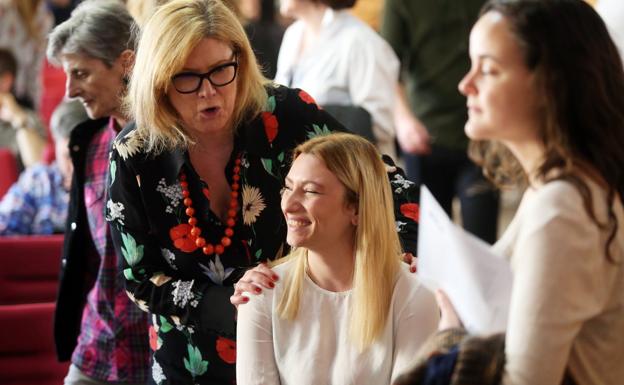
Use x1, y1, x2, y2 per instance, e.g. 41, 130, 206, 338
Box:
306, 240, 355, 292
300, 4, 328, 34
111, 113, 129, 132
504, 138, 545, 184
189, 129, 234, 161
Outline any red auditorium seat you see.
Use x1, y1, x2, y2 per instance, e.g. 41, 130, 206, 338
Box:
0, 235, 64, 304
0, 302, 69, 385
0, 148, 19, 198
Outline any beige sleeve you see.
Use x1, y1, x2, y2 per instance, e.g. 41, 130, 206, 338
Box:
503, 183, 609, 385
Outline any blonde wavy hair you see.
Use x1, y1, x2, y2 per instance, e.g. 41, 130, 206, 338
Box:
275, 133, 401, 351
127, 0, 268, 153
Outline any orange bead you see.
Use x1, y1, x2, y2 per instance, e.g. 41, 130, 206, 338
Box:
180, 181, 188, 188
182, 190, 190, 197
233, 166, 240, 173
235, 158, 241, 165
190, 227, 201, 236
233, 174, 240, 182
195, 237, 206, 247
221, 237, 232, 247
225, 228, 234, 237
215, 244, 225, 255
232, 183, 239, 191
180, 174, 187, 181
226, 218, 235, 227
231, 191, 238, 199
227, 209, 236, 218
183, 197, 193, 207
188, 217, 197, 226
185, 207, 195, 217
202, 244, 215, 255
229, 200, 237, 209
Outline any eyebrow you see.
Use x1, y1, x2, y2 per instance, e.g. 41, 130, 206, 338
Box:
477, 53, 503, 65
284, 177, 324, 188
180, 55, 236, 73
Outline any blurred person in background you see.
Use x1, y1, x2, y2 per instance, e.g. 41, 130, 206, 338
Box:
0, 99, 87, 235
0, 49, 47, 168
0, 0, 53, 109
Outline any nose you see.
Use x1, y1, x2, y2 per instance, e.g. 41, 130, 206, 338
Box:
458, 69, 476, 96
281, 188, 302, 216
197, 77, 217, 98
66, 76, 80, 98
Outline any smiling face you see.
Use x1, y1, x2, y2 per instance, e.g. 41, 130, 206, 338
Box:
166, 37, 238, 138
458, 11, 542, 145
281, 153, 357, 254
62, 53, 127, 121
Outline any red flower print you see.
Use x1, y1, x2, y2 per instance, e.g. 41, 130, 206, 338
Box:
149, 326, 160, 351
216, 336, 236, 364
400, 203, 420, 222
298, 90, 317, 105
169, 223, 199, 253
262, 112, 279, 143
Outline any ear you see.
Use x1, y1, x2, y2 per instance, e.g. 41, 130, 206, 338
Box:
119, 49, 135, 75
351, 213, 358, 226
349, 204, 358, 226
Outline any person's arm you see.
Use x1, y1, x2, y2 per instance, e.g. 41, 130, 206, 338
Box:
503, 183, 608, 385
0, 93, 46, 166
106, 131, 235, 333
393, 83, 431, 155
236, 290, 281, 385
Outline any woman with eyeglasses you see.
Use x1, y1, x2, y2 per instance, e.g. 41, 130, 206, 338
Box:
105, 0, 420, 384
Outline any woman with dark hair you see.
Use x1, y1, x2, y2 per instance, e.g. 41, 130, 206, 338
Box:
274, 0, 399, 157
395, 1, 624, 384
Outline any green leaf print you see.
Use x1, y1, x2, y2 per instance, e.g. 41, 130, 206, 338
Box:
266, 95, 276, 113
159, 316, 173, 333
261, 158, 275, 177
307, 124, 332, 139
183, 344, 209, 377
277, 151, 285, 163
255, 248, 263, 261
109, 160, 116, 186
123, 268, 137, 282
121, 232, 144, 266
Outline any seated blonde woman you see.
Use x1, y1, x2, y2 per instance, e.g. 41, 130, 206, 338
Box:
236, 133, 438, 385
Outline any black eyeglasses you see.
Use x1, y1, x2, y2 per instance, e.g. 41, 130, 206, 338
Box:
171, 61, 238, 94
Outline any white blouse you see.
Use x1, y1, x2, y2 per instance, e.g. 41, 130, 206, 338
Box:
274, 8, 400, 158
236, 261, 438, 385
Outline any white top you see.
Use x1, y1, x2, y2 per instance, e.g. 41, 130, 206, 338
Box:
596, 0, 624, 63
493, 177, 624, 385
274, 9, 400, 157
236, 261, 438, 385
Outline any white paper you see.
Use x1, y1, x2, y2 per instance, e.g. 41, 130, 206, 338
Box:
417, 185, 513, 334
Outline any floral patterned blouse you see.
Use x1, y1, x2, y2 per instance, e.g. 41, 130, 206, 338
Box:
106, 85, 419, 385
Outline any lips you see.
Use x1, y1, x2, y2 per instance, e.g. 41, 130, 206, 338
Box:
199, 106, 220, 118
286, 218, 311, 228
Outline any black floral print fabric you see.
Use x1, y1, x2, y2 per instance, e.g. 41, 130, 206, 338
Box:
106, 85, 419, 385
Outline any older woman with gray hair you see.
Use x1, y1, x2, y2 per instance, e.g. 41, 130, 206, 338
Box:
46, 1, 150, 385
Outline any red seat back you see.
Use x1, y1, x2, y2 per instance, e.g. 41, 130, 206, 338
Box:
0, 148, 19, 198
0, 235, 64, 304
0, 302, 69, 385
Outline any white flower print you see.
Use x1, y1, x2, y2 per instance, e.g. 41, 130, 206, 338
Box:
200, 255, 234, 285
105, 199, 125, 224
126, 290, 149, 312
391, 174, 414, 189
171, 279, 195, 308
242, 185, 267, 225
240, 154, 250, 169
395, 221, 407, 232
156, 178, 182, 214
161, 248, 178, 270
152, 360, 166, 384
115, 129, 142, 160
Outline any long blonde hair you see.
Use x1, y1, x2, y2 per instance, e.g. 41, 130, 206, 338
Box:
127, 0, 268, 153
276, 133, 401, 351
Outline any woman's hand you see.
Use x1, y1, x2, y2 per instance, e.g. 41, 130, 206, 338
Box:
402, 252, 417, 273
435, 289, 463, 331
230, 263, 279, 307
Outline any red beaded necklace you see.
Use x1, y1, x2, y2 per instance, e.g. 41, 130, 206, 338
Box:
179, 155, 241, 256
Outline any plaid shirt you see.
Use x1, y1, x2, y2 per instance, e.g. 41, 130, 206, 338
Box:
0, 162, 68, 235
71, 118, 150, 382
